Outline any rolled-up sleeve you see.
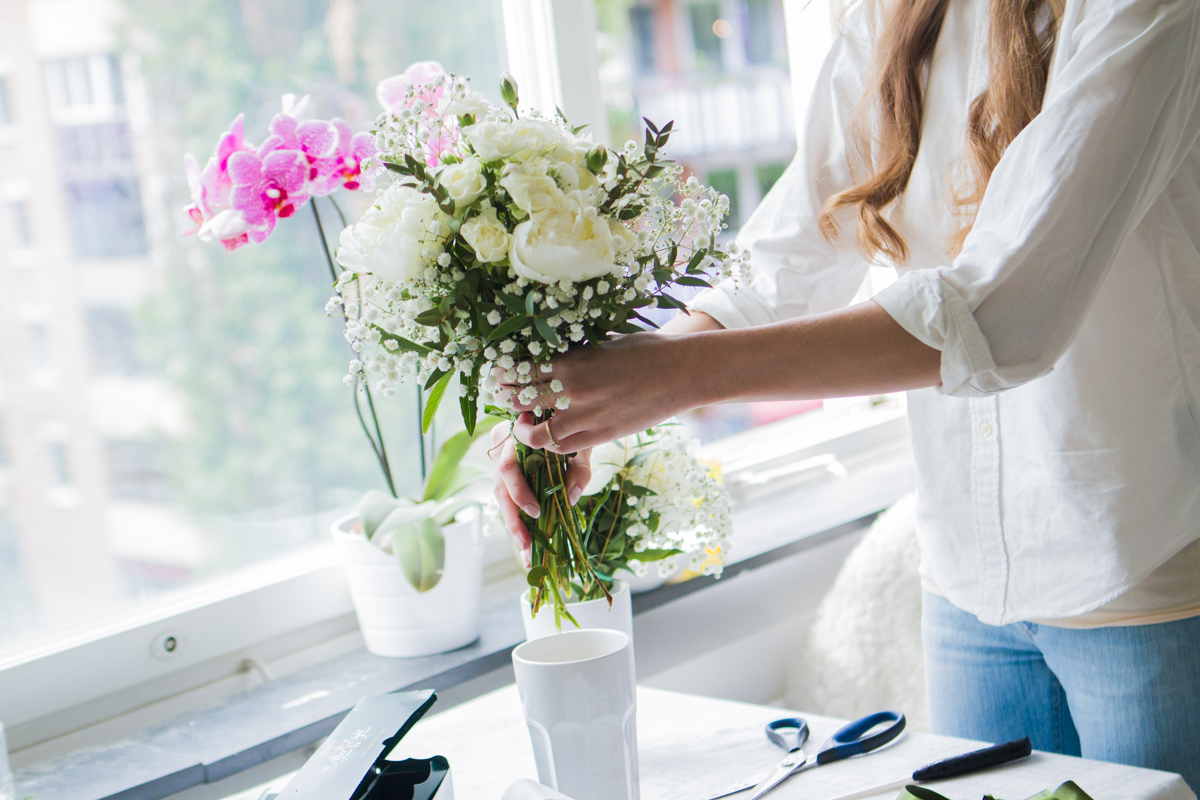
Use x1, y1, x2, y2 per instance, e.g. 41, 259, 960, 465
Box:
689, 3, 877, 329
876, 0, 1200, 397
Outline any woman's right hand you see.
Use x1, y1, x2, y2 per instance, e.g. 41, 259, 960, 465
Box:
490, 421, 592, 560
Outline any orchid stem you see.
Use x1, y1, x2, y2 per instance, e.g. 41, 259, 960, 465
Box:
312, 198, 397, 498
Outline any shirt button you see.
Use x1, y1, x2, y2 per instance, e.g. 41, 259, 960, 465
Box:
979, 422, 994, 437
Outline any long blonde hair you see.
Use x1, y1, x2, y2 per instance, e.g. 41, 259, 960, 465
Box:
818, 0, 1064, 263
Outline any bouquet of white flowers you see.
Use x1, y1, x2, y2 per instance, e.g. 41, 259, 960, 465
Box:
334, 64, 748, 622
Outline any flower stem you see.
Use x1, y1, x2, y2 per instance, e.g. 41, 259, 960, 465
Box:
312, 198, 398, 498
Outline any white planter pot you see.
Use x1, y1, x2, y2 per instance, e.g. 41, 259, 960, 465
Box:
520, 580, 633, 642
332, 507, 483, 658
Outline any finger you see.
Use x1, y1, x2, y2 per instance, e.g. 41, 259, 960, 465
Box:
496, 435, 541, 518
554, 429, 611, 454
566, 447, 592, 505
513, 412, 549, 449
494, 474, 532, 551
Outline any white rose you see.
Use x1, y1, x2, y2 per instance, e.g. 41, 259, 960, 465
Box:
464, 118, 565, 163
336, 183, 442, 282
509, 190, 621, 284
460, 206, 512, 263
438, 158, 486, 209
443, 89, 492, 120
499, 158, 562, 219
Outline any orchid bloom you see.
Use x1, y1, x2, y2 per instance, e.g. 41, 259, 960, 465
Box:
228, 146, 309, 244
183, 96, 373, 250
376, 61, 446, 113
183, 114, 253, 250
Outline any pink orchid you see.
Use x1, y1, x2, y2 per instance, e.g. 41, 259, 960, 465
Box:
228, 148, 309, 244
306, 118, 378, 195
376, 61, 446, 113
183, 114, 254, 249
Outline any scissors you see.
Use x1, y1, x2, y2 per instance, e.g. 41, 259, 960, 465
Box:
707, 711, 906, 800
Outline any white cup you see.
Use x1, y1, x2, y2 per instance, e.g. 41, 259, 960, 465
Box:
511, 630, 639, 800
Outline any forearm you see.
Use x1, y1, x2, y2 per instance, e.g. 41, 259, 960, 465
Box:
676, 300, 941, 406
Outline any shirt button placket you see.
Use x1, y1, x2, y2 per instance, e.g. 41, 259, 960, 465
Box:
969, 396, 1007, 621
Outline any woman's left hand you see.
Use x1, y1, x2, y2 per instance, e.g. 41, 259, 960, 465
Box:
503, 330, 701, 453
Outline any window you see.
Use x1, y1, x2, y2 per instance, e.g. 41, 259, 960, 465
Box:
629, 5, 657, 74
44, 57, 94, 109
688, 1, 726, 71
104, 439, 170, 501
64, 177, 148, 258
756, 161, 787, 198
0, 75, 11, 125
84, 307, 145, 376
44, 439, 72, 488
0, 1, 893, 770
22, 321, 55, 376
742, 0, 779, 65
5, 199, 32, 249
0, 2, 506, 662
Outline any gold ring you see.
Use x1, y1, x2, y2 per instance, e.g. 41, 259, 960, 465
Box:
544, 419, 561, 450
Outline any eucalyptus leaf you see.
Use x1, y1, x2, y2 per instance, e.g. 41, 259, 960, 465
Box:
527, 565, 549, 587
393, 518, 445, 593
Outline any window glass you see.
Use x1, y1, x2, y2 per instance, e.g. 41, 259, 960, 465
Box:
0, 0, 504, 654
595, 0, 807, 441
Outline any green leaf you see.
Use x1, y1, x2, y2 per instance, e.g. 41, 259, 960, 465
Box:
460, 393, 478, 436
394, 518, 446, 593
656, 294, 688, 310
674, 276, 712, 288
424, 369, 448, 390
488, 314, 529, 342
359, 489, 398, 539
423, 414, 504, 501
375, 328, 432, 354
423, 371, 454, 433
495, 291, 527, 315
686, 249, 707, 272
414, 309, 446, 327
527, 565, 550, 587
534, 316, 561, 347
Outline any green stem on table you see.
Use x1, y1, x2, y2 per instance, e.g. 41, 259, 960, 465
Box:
311, 198, 399, 498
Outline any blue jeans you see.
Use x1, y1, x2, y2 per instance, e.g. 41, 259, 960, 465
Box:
922, 592, 1200, 790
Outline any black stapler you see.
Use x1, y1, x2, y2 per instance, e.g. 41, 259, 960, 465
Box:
276, 691, 452, 799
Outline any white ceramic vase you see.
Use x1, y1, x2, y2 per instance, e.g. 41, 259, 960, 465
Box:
331, 506, 483, 658
520, 580, 633, 642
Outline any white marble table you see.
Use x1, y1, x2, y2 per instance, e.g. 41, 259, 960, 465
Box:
396, 685, 1195, 800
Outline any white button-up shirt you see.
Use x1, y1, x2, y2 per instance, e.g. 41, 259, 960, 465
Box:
690, 0, 1200, 624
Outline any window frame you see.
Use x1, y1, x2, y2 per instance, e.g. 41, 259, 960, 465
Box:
0, 0, 882, 755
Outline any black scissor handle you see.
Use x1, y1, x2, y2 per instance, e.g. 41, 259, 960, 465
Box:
816, 710, 906, 765
764, 717, 810, 752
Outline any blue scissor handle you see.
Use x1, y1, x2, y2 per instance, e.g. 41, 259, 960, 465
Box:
816, 710, 905, 765
764, 718, 809, 752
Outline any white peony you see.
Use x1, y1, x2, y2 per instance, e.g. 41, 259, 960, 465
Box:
499, 158, 562, 220
438, 158, 486, 209
509, 190, 633, 284
337, 183, 443, 283
464, 118, 566, 163
460, 206, 512, 263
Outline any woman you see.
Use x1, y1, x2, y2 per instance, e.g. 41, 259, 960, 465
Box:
492, 0, 1200, 785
